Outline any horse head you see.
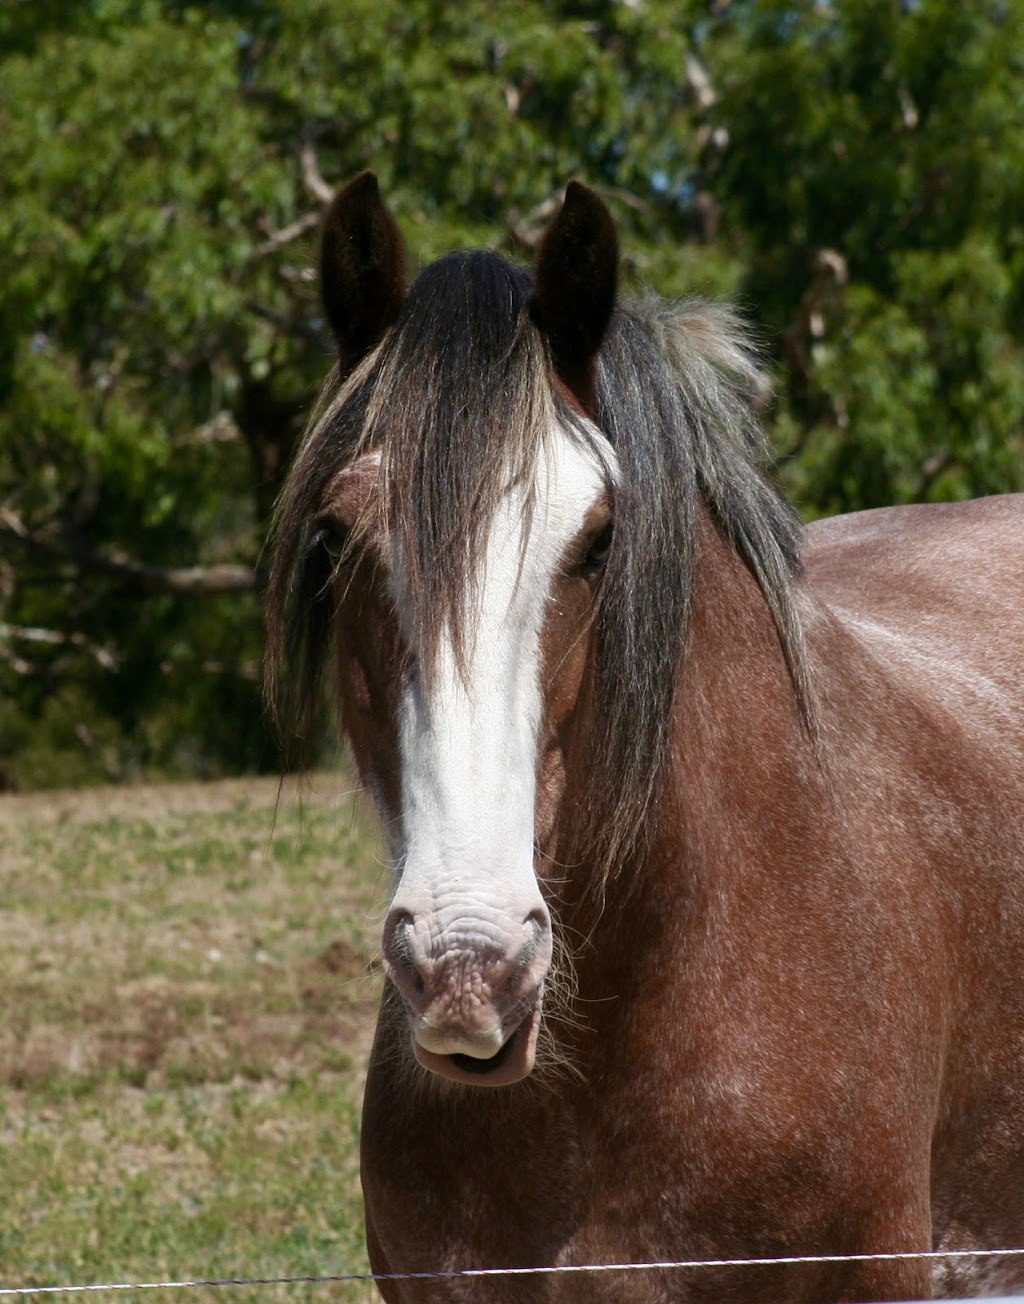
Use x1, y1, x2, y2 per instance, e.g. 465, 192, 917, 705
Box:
268, 173, 797, 1090
272, 174, 623, 1087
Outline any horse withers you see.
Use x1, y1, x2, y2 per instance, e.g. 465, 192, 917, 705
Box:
266, 174, 1024, 1302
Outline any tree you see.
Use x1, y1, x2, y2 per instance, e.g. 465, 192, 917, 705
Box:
1, 5, 293, 782
1, 0, 1021, 786
709, 0, 1024, 511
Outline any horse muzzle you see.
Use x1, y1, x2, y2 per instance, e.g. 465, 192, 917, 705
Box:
381, 901, 552, 1087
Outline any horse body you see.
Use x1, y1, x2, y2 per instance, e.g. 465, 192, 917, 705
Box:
359, 497, 1024, 1303
267, 176, 1024, 1302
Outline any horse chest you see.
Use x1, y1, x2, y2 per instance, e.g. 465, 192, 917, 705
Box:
361, 1086, 678, 1302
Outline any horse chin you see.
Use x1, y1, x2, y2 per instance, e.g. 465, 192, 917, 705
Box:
412, 1003, 542, 1088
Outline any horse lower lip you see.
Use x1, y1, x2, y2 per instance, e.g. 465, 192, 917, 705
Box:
449, 1032, 518, 1075
411, 1003, 541, 1086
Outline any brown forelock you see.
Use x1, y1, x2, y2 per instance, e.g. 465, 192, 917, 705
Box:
313, 456, 404, 822
266, 248, 563, 766
358, 251, 554, 689
332, 553, 405, 828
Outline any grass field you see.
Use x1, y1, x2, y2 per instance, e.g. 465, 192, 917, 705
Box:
0, 773, 387, 1302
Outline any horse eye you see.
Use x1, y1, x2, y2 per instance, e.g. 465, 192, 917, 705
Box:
312, 517, 349, 563
579, 523, 613, 579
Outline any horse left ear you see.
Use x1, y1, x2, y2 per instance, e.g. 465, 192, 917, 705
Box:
320, 171, 406, 374
530, 180, 618, 414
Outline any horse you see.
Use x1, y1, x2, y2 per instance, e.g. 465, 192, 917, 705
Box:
266, 173, 1024, 1303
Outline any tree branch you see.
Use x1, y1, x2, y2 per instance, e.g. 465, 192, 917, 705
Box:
89, 553, 260, 595
256, 210, 321, 257
172, 411, 241, 448
300, 141, 335, 206
784, 248, 849, 391
505, 192, 562, 252
0, 622, 119, 672
0, 509, 260, 597
684, 50, 716, 110
917, 448, 954, 498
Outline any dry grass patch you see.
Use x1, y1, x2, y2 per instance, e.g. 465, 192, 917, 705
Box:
0, 773, 386, 1301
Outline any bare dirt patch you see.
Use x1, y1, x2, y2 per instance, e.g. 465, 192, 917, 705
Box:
0, 771, 385, 1092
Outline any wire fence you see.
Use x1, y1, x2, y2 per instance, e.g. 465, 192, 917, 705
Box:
4, 1246, 1024, 1299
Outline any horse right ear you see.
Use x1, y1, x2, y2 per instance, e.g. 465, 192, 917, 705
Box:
320, 171, 406, 374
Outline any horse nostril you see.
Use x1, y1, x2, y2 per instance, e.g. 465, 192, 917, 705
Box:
385, 911, 424, 992
527, 908, 549, 936
526, 907, 551, 952
506, 908, 552, 988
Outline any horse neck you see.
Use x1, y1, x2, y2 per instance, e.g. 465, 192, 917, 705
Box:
677, 503, 813, 816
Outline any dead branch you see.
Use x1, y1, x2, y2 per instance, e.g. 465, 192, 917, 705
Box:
256, 210, 321, 257
172, 411, 241, 448
300, 141, 335, 206
91, 555, 259, 596
685, 51, 716, 110
784, 248, 849, 391
506, 192, 563, 251
506, 185, 646, 254
594, 185, 648, 213
0, 509, 260, 597
0, 622, 119, 672
917, 448, 954, 497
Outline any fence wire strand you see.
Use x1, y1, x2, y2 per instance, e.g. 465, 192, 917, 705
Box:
4, 1246, 1024, 1297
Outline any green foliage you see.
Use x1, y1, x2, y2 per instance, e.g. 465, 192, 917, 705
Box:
0, 8, 294, 784
711, 0, 1024, 511
1, 0, 1022, 786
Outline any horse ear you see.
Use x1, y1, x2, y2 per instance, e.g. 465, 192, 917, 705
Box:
530, 180, 618, 414
320, 171, 406, 374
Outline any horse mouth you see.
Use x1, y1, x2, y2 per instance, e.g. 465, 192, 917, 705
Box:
412, 1003, 541, 1087
450, 1033, 519, 1076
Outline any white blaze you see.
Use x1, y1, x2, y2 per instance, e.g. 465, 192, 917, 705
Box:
389, 424, 613, 1033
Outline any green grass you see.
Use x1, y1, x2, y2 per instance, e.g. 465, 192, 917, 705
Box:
0, 774, 386, 1302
